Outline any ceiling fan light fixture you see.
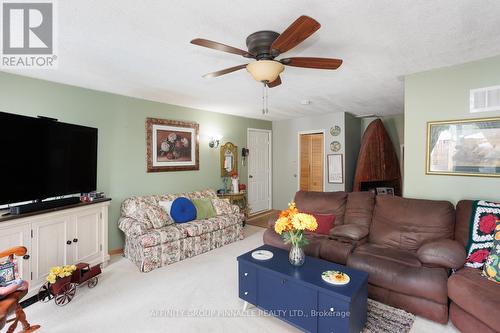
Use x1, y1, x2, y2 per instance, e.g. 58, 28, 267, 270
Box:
246, 60, 284, 83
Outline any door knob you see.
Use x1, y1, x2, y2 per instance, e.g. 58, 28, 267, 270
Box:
73, 238, 78, 243
22, 254, 30, 260
66, 240, 72, 245
249, 175, 253, 178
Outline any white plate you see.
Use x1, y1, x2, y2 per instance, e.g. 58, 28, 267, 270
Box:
321, 270, 350, 285
251, 250, 273, 261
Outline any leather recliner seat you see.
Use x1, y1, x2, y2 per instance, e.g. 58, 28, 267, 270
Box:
263, 191, 466, 324
346, 196, 462, 324
263, 191, 375, 264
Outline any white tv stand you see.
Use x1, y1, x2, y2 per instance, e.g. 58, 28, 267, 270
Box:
0, 199, 110, 298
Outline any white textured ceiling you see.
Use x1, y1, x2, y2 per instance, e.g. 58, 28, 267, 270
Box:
4, 0, 500, 120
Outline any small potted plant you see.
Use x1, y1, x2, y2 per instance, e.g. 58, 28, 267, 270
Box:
274, 202, 317, 266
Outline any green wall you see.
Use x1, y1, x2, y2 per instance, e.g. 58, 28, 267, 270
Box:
272, 112, 345, 209
272, 112, 361, 209
0, 72, 271, 250
344, 114, 361, 192
404, 55, 500, 203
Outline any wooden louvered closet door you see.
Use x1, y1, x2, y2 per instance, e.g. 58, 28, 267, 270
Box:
299, 133, 324, 191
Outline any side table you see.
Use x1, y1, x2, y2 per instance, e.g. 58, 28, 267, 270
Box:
217, 191, 249, 223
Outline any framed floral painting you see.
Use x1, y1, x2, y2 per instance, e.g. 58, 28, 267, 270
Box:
146, 118, 199, 172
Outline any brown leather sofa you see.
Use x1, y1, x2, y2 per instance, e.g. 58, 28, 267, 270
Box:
448, 200, 500, 333
263, 191, 466, 324
263, 191, 374, 264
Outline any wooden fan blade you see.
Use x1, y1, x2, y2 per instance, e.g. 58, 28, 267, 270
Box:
191, 38, 254, 58
281, 57, 343, 70
267, 76, 282, 88
202, 64, 248, 78
271, 16, 321, 55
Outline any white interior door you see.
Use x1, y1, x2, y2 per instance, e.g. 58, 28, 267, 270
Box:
247, 129, 271, 214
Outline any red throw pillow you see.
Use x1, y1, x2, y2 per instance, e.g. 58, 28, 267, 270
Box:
307, 212, 336, 235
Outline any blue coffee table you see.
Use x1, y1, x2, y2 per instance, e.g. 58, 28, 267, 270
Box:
237, 245, 368, 333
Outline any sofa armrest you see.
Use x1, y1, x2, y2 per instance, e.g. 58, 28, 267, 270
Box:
118, 217, 149, 238
227, 204, 240, 216
417, 239, 466, 269
330, 224, 369, 241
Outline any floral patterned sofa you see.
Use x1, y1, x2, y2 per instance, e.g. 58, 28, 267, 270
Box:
118, 189, 244, 272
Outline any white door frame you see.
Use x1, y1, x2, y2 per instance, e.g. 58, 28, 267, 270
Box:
297, 129, 326, 191
247, 128, 273, 212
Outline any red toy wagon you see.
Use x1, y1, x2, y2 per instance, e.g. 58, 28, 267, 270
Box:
38, 263, 101, 306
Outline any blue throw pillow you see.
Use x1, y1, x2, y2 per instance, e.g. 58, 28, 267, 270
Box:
170, 197, 196, 223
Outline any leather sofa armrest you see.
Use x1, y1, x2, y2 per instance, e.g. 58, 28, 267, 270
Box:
330, 224, 369, 241
417, 239, 466, 269
267, 210, 281, 228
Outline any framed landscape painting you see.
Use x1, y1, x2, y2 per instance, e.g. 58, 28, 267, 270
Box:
146, 118, 199, 172
426, 117, 500, 177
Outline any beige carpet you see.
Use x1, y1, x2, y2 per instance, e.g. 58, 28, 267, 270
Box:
24, 226, 458, 333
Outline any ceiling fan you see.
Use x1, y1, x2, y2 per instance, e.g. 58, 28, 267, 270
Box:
190, 15, 343, 88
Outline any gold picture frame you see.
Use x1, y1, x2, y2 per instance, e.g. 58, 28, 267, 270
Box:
220, 142, 238, 177
146, 118, 199, 172
426, 116, 500, 177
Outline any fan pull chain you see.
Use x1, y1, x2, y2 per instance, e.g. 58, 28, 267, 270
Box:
262, 82, 269, 115
262, 82, 265, 114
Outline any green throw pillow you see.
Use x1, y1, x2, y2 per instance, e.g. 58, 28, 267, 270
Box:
192, 198, 217, 220
482, 219, 500, 283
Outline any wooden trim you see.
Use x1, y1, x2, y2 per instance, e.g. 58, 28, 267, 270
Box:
146, 117, 200, 172
108, 248, 123, 256
246, 209, 279, 228
248, 209, 273, 219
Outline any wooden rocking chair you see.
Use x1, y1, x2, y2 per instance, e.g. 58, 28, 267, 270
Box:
0, 246, 40, 333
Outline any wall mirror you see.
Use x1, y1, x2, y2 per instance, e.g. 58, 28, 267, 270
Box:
220, 142, 238, 177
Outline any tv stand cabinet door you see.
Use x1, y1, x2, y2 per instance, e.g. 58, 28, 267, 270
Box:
69, 207, 101, 264
31, 215, 71, 288
0, 223, 31, 281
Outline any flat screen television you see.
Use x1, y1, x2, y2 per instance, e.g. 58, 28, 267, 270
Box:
0, 112, 98, 206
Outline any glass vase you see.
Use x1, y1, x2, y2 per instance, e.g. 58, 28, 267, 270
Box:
289, 245, 305, 266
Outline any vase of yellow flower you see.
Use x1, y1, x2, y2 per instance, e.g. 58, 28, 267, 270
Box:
274, 202, 318, 266
289, 245, 305, 266
47, 265, 77, 293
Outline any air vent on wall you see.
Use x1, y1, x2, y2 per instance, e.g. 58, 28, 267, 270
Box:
470, 85, 500, 113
